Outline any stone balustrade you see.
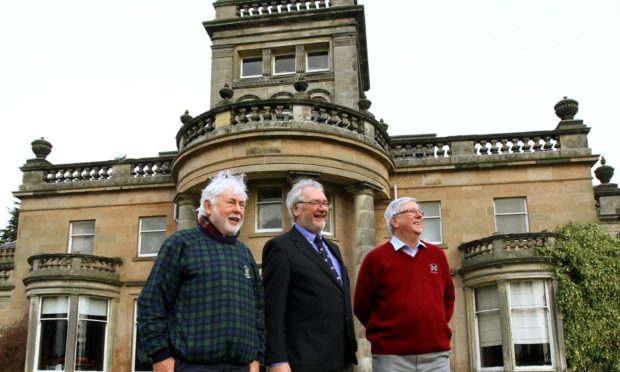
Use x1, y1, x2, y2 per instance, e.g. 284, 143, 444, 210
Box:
44, 163, 113, 183
176, 98, 390, 152
391, 130, 564, 161
238, 0, 330, 17
24, 253, 123, 286
459, 232, 562, 271
0, 247, 15, 263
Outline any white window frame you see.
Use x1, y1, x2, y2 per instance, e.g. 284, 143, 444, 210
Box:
272, 53, 296, 75
306, 49, 329, 72
138, 216, 167, 257
322, 191, 334, 236
256, 187, 283, 233
509, 281, 555, 370
34, 296, 70, 372
494, 197, 529, 234
68, 220, 95, 254
473, 281, 556, 371
419, 201, 442, 243
74, 296, 109, 372
241, 56, 263, 78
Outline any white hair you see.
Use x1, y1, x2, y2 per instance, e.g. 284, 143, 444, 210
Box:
286, 179, 324, 222
384, 197, 417, 235
196, 170, 247, 217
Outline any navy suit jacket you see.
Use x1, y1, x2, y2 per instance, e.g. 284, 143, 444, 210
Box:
262, 227, 357, 372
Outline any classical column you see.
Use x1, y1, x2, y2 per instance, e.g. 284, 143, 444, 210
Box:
175, 193, 198, 231
346, 182, 379, 372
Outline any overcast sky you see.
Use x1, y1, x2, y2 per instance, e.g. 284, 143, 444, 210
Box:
1, 0, 619, 228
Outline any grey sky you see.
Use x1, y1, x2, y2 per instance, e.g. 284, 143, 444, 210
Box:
1, 0, 618, 226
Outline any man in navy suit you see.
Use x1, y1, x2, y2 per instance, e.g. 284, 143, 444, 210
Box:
262, 179, 357, 372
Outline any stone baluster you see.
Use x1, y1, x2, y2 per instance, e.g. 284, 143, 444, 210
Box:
176, 193, 199, 231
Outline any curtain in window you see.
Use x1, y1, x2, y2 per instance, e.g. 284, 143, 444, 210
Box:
475, 285, 503, 368
75, 297, 108, 371
38, 297, 69, 370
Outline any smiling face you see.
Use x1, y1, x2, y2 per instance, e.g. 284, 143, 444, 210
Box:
204, 191, 246, 236
391, 200, 424, 240
293, 186, 329, 234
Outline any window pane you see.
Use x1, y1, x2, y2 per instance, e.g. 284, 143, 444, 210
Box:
141, 216, 166, 231
420, 218, 441, 243
274, 54, 295, 74
140, 231, 165, 255
38, 319, 68, 370
72, 236, 94, 254
419, 202, 440, 217
511, 281, 546, 307
495, 198, 526, 214
496, 214, 528, 234
475, 285, 503, 368
38, 297, 69, 371
510, 282, 552, 366
307, 51, 328, 71
258, 204, 282, 230
242, 57, 262, 77
258, 188, 281, 202
72, 221, 95, 235
76, 297, 108, 371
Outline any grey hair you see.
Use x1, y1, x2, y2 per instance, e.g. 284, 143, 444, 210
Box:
384, 196, 418, 235
196, 170, 247, 217
286, 179, 324, 222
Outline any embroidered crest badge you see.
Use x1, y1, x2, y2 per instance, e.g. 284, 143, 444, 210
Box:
429, 263, 439, 274
244, 265, 252, 279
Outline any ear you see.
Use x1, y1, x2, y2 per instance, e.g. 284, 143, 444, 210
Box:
390, 217, 399, 231
292, 204, 302, 219
204, 199, 213, 216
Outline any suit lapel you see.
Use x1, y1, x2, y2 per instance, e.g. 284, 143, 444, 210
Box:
289, 228, 345, 291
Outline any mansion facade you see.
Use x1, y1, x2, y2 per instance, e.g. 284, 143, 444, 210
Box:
2, 1, 619, 371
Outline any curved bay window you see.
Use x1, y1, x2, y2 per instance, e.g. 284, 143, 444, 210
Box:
472, 280, 555, 371
34, 296, 109, 372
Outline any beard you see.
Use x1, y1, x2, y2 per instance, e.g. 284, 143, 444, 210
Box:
210, 206, 243, 236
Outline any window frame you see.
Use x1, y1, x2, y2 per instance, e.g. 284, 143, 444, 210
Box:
67, 220, 95, 255
137, 216, 167, 257
255, 187, 283, 233
472, 280, 556, 372
321, 191, 334, 236
418, 201, 442, 244
74, 297, 109, 372
241, 56, 263, 78
34, 296, 70, 372
494, 197, 530, 234
306, 49, 329, 72
272, 52, 296, 76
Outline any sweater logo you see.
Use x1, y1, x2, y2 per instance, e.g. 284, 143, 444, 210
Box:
243, 265, 252, 279
429, 263, 439, 274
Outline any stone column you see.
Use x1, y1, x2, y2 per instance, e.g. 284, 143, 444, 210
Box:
346, 182, 379, 372
175, 193, 198, 231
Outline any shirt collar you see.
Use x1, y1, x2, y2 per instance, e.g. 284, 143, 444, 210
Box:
294, 223, 321, 243
390, 235, 426, 252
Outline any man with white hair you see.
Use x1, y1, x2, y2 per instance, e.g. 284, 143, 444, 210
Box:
262, 179, 357, 372
138, 170, 264, 372
354, 197, 455, 372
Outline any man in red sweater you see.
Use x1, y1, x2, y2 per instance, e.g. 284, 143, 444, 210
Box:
354, 197, 455, 372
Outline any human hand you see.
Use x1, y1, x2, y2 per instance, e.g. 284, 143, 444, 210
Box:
153, 357, 175, 372
249, 360, 260, 372
269, 363, 292, 372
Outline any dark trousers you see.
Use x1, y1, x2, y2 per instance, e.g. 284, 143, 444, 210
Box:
175, 359, 249, 372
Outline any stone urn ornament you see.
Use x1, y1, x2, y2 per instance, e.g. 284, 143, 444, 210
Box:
554, 96, 579, 120
31, 137, 52, 159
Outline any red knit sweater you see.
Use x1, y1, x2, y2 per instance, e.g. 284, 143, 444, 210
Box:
353, 241, 455, 355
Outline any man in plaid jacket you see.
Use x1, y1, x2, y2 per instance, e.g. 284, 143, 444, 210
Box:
138, 171, 265, 372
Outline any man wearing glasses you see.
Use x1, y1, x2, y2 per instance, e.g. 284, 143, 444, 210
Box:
354, 197, 455, 372
262, 179, 357, 372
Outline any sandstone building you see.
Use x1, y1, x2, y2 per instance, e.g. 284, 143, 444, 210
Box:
1, 1, 616, 371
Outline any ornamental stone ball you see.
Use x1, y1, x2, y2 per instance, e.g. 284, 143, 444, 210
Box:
594, 156, 614, 184
180, 110, 193, 124
31, 137, 52, 159
219, 84, 234, 100
554, 96, 579, 120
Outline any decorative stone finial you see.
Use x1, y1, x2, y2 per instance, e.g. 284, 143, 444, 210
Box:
31, 137, 52, 159
554, 96, 579, 120
180, 110, 193, 124
594, 156, 614, 184
379, 118, 388, 130
293, 79, 308, 93
358, 93, 372, 111
219, 84, 234, 100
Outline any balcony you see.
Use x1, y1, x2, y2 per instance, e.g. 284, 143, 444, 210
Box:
0, 243, 15, 291
24, 254, 123, 287
458, 232, 562, 273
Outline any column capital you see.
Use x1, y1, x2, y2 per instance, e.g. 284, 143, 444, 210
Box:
345, 181, 381, 196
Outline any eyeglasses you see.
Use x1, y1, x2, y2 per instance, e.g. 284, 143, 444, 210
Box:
298, 200, 331, 209
394, 208, 425, 217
